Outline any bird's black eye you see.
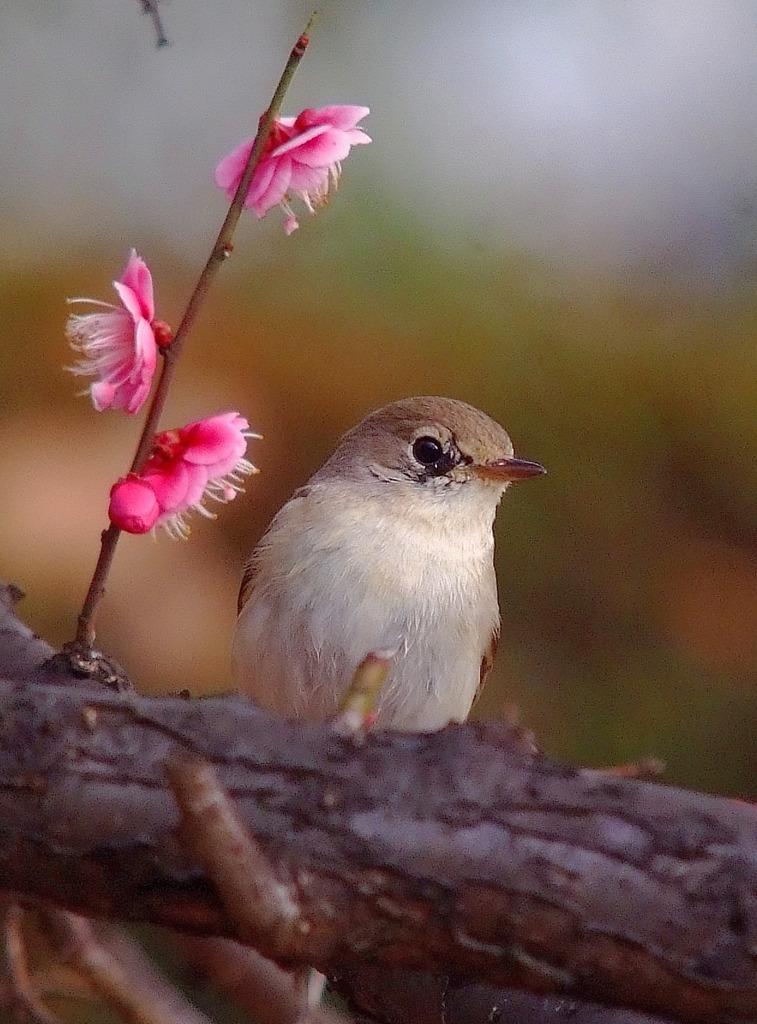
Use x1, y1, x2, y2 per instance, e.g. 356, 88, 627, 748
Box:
412, 436, 445, 466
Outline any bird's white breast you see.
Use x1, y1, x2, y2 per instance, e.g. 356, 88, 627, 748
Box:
232, 480, 501, 730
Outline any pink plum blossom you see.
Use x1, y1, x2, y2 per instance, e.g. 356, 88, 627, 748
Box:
108, 413, 258, 538
215, 105, 371, 234
66, 250, 169, 414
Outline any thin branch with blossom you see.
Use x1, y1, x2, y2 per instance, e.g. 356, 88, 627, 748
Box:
72, 13, 317, 650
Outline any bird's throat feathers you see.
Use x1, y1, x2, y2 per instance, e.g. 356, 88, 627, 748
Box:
279, 478, 499, 581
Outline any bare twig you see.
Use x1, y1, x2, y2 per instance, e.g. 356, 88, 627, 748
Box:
174, 936, 347, 1024
167, 754, 356, 1022
166, 754, 301, 953
3, 905, 62, 1024
597, 758, 666, 780
139, 0, 169, 48
43, 910, 213, 1024
333, 651, 392, 734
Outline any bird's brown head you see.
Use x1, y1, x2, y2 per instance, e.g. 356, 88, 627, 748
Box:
316, 396, 545, 493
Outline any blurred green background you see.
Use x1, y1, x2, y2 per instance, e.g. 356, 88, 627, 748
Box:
2, 0, 757, 801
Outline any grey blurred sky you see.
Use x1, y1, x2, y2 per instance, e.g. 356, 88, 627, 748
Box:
3, 0, 757, 277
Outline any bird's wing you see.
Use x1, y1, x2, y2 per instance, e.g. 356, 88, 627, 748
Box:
237, 559, 257, 613
237, 484, 315, 614
474, 625, 500, 707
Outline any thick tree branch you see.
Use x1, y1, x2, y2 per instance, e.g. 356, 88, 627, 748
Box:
0, 589, 756, 1023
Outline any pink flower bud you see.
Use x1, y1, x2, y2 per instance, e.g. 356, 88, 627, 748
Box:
153, 319, 173, 350
109, 476, 161, 533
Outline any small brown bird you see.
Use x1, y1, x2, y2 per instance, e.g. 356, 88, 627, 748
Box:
232, 397, 544, 730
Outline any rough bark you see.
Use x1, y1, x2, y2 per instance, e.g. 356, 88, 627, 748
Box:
0, 589, 755, 1023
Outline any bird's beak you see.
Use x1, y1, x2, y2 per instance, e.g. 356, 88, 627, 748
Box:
474, 457, 546, 482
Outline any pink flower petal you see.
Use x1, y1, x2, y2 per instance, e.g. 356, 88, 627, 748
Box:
215, 141, 293, 215
179, 462, 212, 509
287, 163, 330, 195
143, 461, 191, 514
122, 377, 151, 415
148, 463, 210, 522
134, 317, 158, 374
296, 105, 370, 131
214, 139, 254, 194
182, 413, 249, 468
292, 132, 357, 167
113, 281, 142, 325
305, 104, 370, 130
119, 249, 155, 320
244, 155, 276, 201
249, 156, 292, 215
270, 124, 331, 159
90, 380, 116, 411
343, 127, 372, 146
